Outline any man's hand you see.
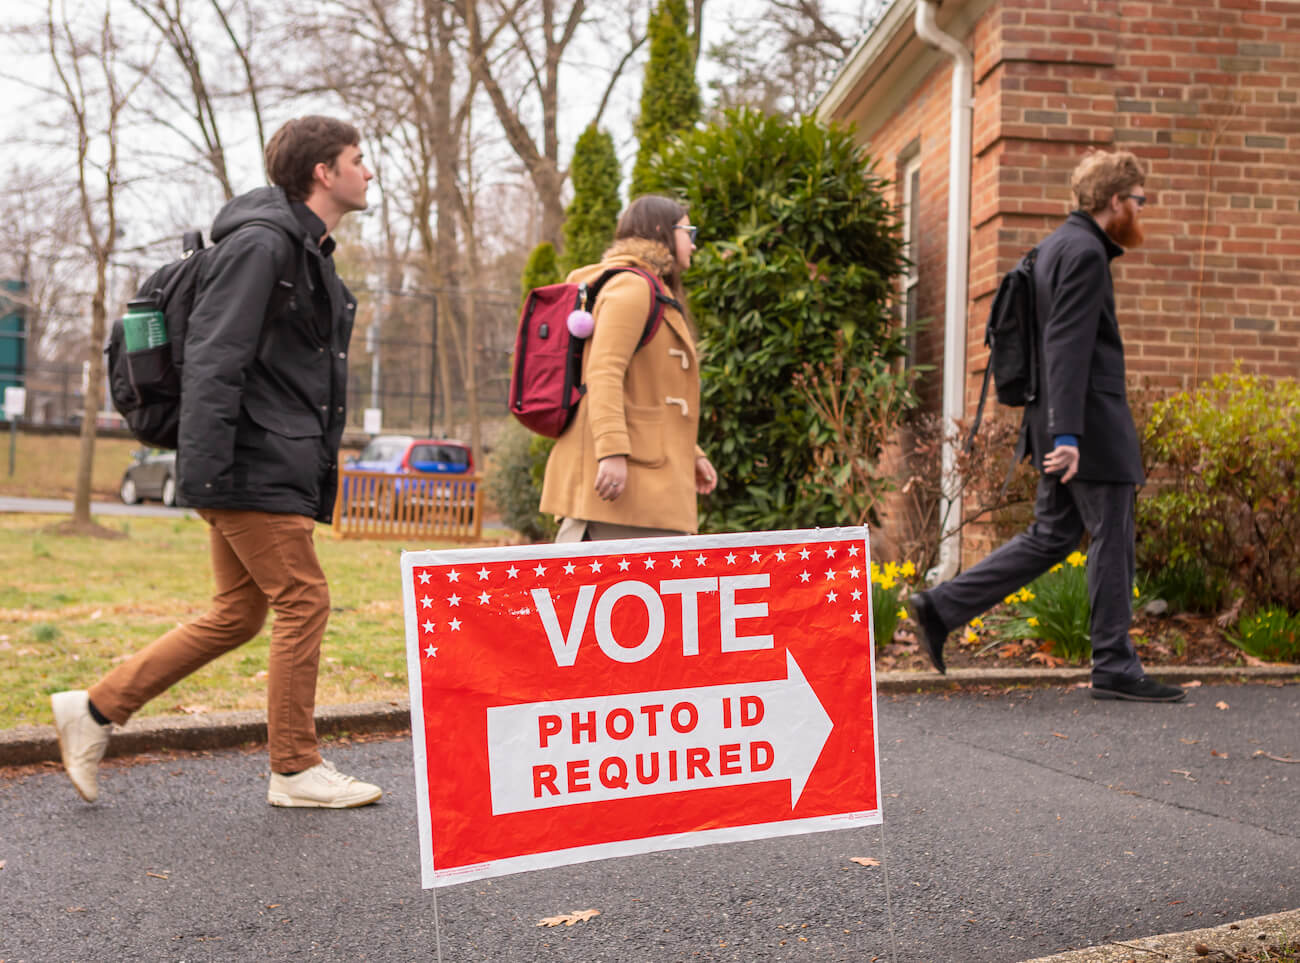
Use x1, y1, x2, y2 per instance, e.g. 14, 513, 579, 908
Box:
694, 454, 718, 495
1043, 443, 1080, 483
594, 455, 628, 501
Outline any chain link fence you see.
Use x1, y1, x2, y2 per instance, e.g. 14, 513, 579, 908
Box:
8, 287, 521, 441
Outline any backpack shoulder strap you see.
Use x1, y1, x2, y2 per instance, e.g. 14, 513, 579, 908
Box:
585, 266, 677, 347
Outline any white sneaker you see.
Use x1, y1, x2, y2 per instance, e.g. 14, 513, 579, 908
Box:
267, 759, 382, 808
51, 690, 111, 803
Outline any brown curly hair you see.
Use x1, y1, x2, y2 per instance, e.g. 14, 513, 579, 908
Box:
1070, 150, 1145, 212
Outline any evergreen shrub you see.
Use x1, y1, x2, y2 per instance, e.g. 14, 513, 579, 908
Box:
645, 108, 912, 532
483, 420, 556, 543
1138, 369, 1300, 612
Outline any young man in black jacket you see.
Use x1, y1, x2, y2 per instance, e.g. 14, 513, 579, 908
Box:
52, 116, 385, 805
910, 150, 1185, 704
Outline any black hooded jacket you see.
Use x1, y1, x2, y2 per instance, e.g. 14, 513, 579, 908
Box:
176, 186, 356, 522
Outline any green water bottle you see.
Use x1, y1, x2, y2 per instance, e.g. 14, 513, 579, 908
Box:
122, 297, 168, 351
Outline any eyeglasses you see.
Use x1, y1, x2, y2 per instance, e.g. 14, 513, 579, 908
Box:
675, 225, 698, 243
1120, 194, 1148, 208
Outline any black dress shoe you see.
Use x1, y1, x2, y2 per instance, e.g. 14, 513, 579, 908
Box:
908, 591, 948, 675
1090, 676, 1187, 702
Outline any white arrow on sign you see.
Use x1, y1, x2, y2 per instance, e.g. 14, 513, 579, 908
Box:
485, 651, 833, 815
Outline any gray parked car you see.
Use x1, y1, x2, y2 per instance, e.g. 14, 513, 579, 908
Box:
119, 448, 177, 506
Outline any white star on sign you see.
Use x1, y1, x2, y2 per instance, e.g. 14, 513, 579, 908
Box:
447, 569, 460, 582
448, 618, 462, 631
852, 588, 863, 601
447, 594, 461, 607
725, 552, 737, 564
848, 545, 860, 556
825, 546, 837, 557
828, 591, 839, 603
591, 560, 603, 573
848, 566, 861, 579
477, 567, 490, 580
618, 558, 631, 571
423, 620, 435, 633
851, 611, 863, 623
749, 551, 761, 562
696, 553, 708, 566
670, 556, 683, 568
799, 548, 811, 560
424, 644, 437, 658
418, 572, 432, 584
799, 571, 811, 583
533, 563, 547, 576
420, 596, 433, 609
825, 569, 837, 580
478, 592, 490, 604
644, 557, 656, 569
564, 562, 576, 575
775, 549, 787, 561
506, 566, 519, 578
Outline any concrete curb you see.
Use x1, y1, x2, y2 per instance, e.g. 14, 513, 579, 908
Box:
1018, 907, 1300, 961
3, 665, 1296, 769
0, 699, 409, 767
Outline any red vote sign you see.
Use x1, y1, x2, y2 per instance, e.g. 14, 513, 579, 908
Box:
401, 527, 881, 888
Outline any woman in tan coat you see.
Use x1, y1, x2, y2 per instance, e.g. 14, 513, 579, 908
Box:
540, 194, 718, 541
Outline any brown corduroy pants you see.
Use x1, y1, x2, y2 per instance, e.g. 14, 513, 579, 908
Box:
89, 509, 329, 773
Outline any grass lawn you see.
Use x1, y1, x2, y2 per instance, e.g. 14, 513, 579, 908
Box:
0, 512, 429, 730
0, 432, 144, 500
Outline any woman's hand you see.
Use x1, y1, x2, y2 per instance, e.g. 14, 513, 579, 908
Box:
695, 455, 718, 495
595, 455, 629, 501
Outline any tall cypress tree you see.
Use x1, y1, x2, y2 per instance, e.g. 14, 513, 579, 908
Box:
562, 124, 621, 272
630, 0, 700, 198
519, 241, 561, 306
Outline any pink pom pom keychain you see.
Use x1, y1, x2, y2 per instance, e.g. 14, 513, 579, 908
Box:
566, 309, 595, 338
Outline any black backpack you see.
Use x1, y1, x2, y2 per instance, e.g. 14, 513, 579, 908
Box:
963, 248, 1039, 455
106, 222, 294, 449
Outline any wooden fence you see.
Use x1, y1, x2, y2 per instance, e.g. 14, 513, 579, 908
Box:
331, 468, 484, 542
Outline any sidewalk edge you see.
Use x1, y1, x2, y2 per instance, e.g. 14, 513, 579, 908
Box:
1019, 906, 1300, 962
3, 665, 1295, 768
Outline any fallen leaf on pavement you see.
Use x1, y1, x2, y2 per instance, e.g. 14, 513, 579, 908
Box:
850, 857, 880, 867
0, 860, 6, 870
1051, 732, 1069, 740
1215, 701, 1229, 711
146, 872, 169, 880
537, 909, 600, 927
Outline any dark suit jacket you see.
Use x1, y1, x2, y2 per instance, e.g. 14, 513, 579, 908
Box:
1025, 210, 1144, 485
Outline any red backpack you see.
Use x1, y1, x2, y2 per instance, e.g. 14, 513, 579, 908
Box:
508, 267, 678, 438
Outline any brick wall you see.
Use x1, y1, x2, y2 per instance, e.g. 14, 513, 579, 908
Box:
853, 0, 1300, 564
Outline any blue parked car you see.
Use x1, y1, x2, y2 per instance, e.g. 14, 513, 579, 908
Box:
343, 435, 475, 518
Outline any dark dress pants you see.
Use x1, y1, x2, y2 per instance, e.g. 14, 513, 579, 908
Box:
927, 474, 1144, 684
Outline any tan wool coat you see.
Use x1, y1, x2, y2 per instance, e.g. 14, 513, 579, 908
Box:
539, 238, 705, 534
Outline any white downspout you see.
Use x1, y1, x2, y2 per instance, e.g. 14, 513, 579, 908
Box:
915, 0, 973, 583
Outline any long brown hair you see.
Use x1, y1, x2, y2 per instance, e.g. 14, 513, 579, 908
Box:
616, 194, 690, 308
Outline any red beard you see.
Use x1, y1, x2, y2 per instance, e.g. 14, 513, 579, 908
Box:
1105, 204, 1145, 248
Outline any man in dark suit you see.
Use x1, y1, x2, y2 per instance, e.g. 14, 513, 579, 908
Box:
910, 150, 1185, 703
